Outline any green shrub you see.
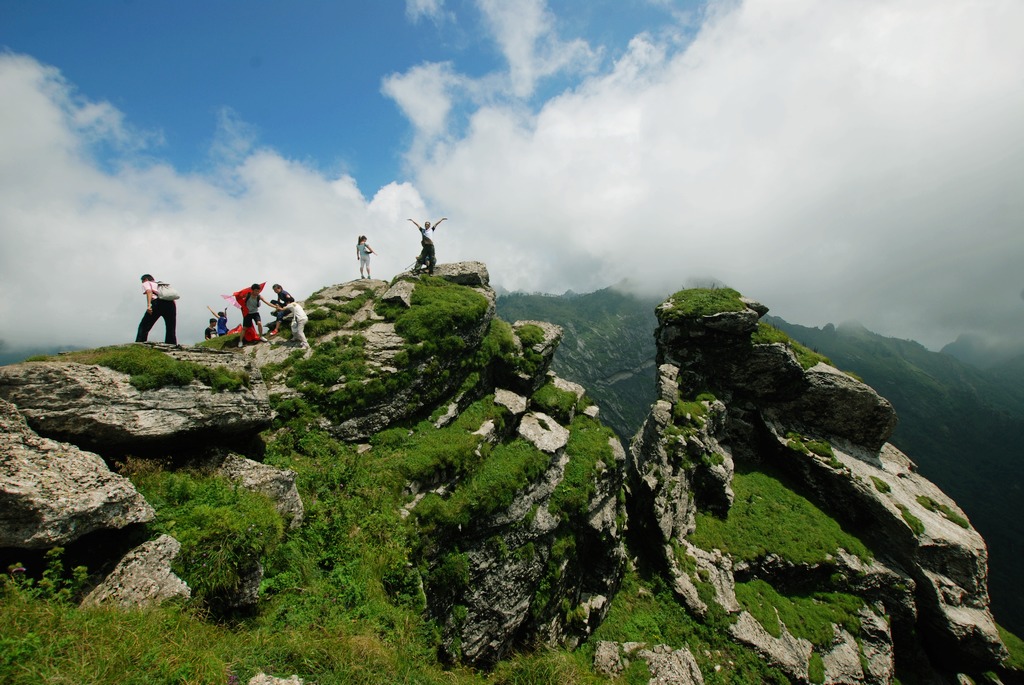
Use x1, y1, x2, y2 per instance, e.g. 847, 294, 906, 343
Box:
386, 277, 489, 345
476, 318, 517, 366
126, 464, 285, 600
590, 569, 789, 684
808, 651, 825, 684
3, 547, 88, 604
870, 476, 892, 493
415, 439, 551, 533
516, 323, 546, 346
425, 552, 470, 602
805, 440, 834, 458
897, 504, 925, 536
690, 467, 872, 564
752, 323, 833, 370
299, 290, 375, 338
658, 288, 745, 323
785, 432, 837, 461
735, 579, 864, 648
673, 399, 708, 423
196, 333, 244, 351
549, 416, 616, 520
531, 382, 578, 424
999, 624, 1024, 671
916, 495, 970, 529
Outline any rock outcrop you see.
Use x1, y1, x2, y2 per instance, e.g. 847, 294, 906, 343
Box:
217, 454, 304, 529
411, 368, 627, 666
80, 534, 190, 608
628, 289, 1008, 682
1, 272, 1015, 684
0, 345, 271, 451
285, 264, 497, 441
0, 398, 154, 548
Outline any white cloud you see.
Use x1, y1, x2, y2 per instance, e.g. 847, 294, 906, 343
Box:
404, 0, 1024, 350
476, 0, 599, 97
381, 61, 459, 143
0, 54, 430, 352
3, 0, 1024, 358
406, 0, 446, 24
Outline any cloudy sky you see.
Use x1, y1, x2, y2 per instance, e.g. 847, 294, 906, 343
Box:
1, 0, 1022, 355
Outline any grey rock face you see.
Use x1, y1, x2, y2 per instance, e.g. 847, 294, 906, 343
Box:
494, 388, 528, 416
773, 363, 898, 451
81, 534, 190, 608
776, 433, 1006, 666
432, 261, 490, 286
518, 411, 570, 453
313, 268, 499, 441
0, 398, 154, 548
729, 611, 813, 680
247, 674, 303, 685
429, 401, 626, 668
594, 641, 705, 684
381, 280, 416, 309
631, 290, 1007, 679
217, 454, 305, 529
639, 644, 705, 685
0, 346, 271, 450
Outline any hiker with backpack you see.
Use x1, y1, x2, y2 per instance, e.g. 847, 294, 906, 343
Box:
408, 217, 446, 275
135, 274, 178, 345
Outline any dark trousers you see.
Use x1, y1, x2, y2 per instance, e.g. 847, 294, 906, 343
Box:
136, 299, 177, 344
417, 242, 436, 273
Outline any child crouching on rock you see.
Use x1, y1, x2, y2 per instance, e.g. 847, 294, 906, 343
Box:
273, 300, 310, 349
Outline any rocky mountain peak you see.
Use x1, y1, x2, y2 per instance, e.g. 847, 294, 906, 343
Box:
0, 274, 1017, 684
627, 287, 1007, 680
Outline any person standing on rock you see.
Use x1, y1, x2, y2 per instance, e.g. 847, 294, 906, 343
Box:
135, 274, 177, 344
408, 217, 446, 275
356, 235, 377, 279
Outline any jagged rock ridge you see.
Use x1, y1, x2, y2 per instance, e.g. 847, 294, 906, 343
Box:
0, 272, 1016, 684
626, 288, 1008, 683
0, 262, 627, 672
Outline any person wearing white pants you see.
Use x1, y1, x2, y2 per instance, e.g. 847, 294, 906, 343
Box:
274, 300, 310, 349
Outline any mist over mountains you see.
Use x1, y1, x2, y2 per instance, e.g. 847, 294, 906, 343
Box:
497, 286, 1024, 637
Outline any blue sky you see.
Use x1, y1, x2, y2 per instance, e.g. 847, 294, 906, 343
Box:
1, 0, 1023, 353
1, 0, 693, 192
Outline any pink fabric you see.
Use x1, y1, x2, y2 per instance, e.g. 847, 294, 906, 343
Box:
142, 280, 159, 296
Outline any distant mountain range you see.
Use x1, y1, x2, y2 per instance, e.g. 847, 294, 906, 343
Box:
497, 287, 1024, 637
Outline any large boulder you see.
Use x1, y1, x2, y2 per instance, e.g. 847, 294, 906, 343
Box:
295, 269, 499, 441
0, 345, 271, 451
771, 429, 1007, 667
631, 288, 1008, 678
432, 261, 490, 286
217, 454, 305, 529
81, 534, 190, 608
769, 362, 898, 451
0, 398, 154, 548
